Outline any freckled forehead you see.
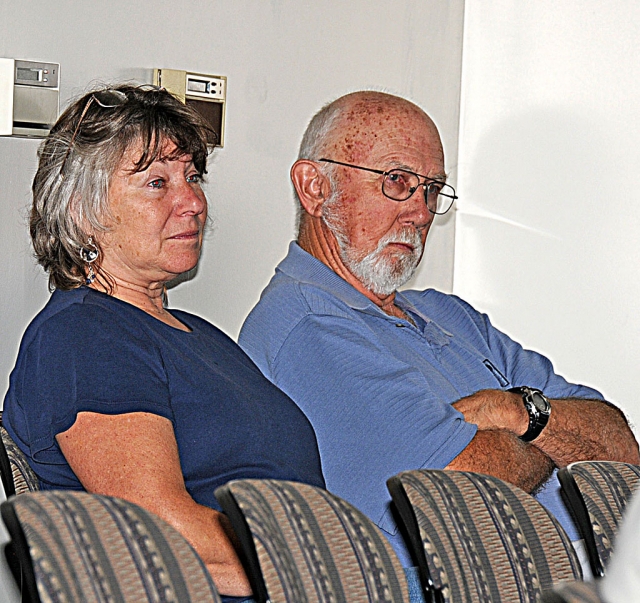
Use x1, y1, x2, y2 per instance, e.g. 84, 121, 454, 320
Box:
326, 96, 444, 170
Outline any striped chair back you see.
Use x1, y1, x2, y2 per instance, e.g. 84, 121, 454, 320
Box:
558, 460, 640, 577
215, 479, 409, 603
0, 424, 39, 497
0, 491, 221, 603
387, 470, 582, 603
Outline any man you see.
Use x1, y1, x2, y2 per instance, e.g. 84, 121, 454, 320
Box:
239, 91, 639, 579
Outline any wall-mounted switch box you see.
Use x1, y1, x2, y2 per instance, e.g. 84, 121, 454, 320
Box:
0, 58, 60, 138
154, 68, 226, 147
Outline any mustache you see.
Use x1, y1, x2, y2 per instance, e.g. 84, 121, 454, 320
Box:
377, 228, 423, 253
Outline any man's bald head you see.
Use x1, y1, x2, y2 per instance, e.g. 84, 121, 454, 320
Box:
294, 92, 443, 233
297, 91, 440, 164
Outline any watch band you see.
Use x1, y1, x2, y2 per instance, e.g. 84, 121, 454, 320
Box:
508, 386, 551, 442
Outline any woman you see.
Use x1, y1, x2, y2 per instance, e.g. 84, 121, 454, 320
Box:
2, 84, 324, 600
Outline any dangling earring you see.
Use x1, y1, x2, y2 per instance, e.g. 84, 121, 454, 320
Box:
80, 236, 99, 285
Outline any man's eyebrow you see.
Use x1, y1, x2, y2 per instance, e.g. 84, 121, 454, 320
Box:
390, 161, 448, 182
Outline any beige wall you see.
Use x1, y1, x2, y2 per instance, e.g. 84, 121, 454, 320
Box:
0, 0, 464, 396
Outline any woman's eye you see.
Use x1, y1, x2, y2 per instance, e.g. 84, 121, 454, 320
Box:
186, 173, 202, 184
148, 179, 164, 189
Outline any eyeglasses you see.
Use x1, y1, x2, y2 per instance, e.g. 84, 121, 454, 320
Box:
58, 89, 129, 178
318, 158, 457, 215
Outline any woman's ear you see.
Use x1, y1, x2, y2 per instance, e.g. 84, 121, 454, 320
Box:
290, 160, 331, 218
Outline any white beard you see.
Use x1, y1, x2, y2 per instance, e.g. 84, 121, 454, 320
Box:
322, 198, 423, 296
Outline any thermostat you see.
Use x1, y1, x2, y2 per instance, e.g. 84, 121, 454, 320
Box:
0, 58, 60, 137
154, 68, 226, 147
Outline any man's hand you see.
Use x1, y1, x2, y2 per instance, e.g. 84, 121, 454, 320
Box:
448, 389, 555, 493
453, 389, 529, 435
446, 429, 555, 493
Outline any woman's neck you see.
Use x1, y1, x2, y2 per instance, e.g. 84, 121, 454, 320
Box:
90, 276, 190, 332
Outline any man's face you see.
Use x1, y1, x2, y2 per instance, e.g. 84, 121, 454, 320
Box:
320, 99, 446, 296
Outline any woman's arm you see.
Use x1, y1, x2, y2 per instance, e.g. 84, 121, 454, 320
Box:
56, 411, 251, 597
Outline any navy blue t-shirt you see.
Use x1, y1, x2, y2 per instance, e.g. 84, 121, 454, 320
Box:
3, 287, 325, 511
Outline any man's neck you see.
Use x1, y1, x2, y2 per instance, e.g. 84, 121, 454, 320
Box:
298, 218, 405, 319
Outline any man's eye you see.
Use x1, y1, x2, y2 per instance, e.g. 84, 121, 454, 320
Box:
389, 171, 414, 185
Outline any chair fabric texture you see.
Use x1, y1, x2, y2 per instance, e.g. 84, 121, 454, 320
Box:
558, 460, 640, 577
542, 581, 603, 603
215, 479, 409, 603
387, 470, 583, 603
0, 490, 221, 603
0, 413, 40, 496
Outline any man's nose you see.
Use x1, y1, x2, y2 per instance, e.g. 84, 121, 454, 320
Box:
399, 186, 433, 228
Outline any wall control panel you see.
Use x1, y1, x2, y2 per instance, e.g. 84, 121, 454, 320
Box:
0, 58, 60, 138
154, 68, 226, 147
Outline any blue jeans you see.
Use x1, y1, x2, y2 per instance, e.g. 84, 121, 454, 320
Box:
405, 566, 428, 603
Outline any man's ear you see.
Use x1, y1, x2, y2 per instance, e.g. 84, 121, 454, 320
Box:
291, 160, 331, 218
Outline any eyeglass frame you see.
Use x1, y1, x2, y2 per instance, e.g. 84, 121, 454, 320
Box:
58, 89, 130, 178
317, 157, 457, 215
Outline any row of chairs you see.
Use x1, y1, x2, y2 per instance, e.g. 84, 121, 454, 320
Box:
0, 419, 638, 602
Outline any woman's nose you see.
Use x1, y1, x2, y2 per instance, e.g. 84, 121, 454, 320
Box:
175, 180, 206, 215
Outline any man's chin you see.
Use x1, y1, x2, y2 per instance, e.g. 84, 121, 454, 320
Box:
384, 251, 420, 275
361, 263, 420, 296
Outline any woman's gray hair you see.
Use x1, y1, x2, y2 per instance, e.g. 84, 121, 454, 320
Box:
30, 84, 213, 291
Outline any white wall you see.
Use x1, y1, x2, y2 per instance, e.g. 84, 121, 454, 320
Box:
455, 1, 640, 429
0, 0, 464, 396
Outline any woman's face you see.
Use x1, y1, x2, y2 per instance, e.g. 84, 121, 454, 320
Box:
98, 140, 208, 288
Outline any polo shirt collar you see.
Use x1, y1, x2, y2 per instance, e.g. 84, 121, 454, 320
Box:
277, 242, 426, 322
277, 242, 386, 312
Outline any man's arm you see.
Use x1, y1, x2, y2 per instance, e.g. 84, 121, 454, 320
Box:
454, 389, 640, 467
533, 397, 640, 466
446, 428, 555, 493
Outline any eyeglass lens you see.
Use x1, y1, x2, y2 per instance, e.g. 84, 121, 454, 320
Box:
382, 170, 455, 215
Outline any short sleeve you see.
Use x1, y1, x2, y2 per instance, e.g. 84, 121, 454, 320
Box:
11, 302, 174, 464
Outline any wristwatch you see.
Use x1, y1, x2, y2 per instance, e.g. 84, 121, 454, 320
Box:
508, 386, 551, 442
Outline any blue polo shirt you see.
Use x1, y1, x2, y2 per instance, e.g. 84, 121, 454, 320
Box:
239, 242, 603, 565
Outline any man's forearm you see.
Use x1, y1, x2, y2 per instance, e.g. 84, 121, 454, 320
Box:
454, 389, 640, 469
532, 398, 640, 467
446, 428, 555, 494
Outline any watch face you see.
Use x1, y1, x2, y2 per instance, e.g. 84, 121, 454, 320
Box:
530, 392, 549, 413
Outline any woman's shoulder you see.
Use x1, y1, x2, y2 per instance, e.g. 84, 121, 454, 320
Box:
21, 287, 155, 352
